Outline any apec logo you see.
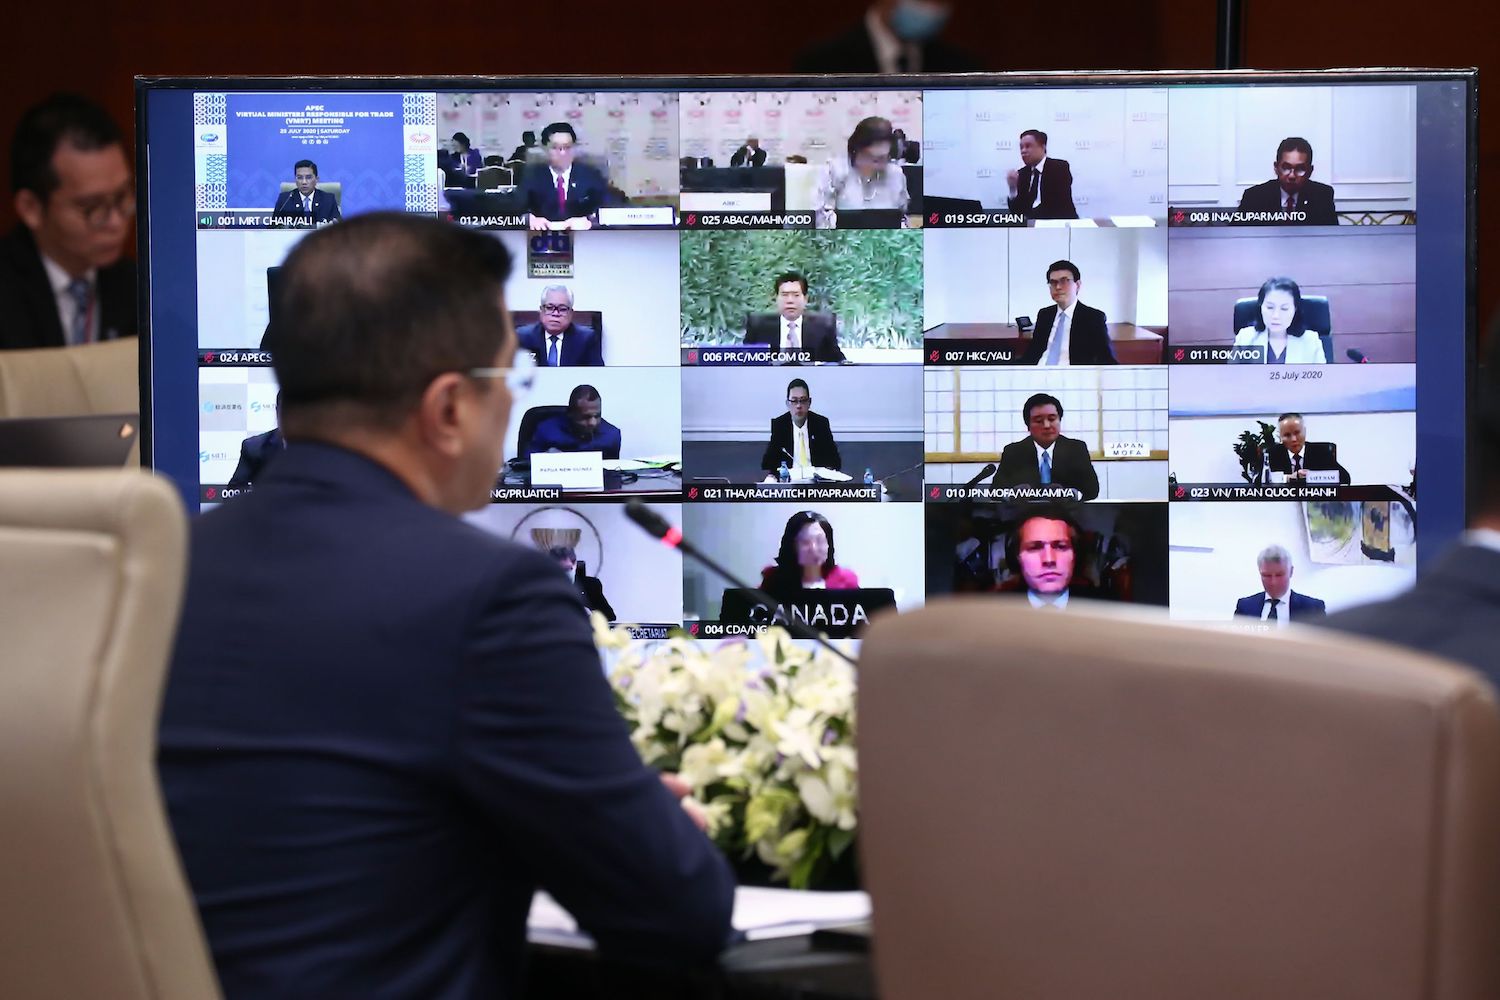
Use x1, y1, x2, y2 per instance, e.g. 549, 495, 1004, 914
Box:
409, 131, 433, 145
199, 132, 220, 143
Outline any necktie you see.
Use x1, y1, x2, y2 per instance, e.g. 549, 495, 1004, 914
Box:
1027, 168, 1040, 208
547, 335, 559, 367
303, 195, 312, 215
556, 175, 567, 216
795, 426, 808, 468
66, 278, 92, 345
786, 319, 799, 350
1267, 598, 1281, 621
1293, 454, 1302, 473
1285, 192, 1295, 211
1044, 311, 1066, 365
1039, 449, 1052, 484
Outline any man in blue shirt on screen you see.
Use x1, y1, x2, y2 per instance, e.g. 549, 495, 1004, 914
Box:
158, 212, 733, 1000
524, 383, 623, 460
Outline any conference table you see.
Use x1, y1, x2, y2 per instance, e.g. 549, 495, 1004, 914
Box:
924, 321, 1167, 365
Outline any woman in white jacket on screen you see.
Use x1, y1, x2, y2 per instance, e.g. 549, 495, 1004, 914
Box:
1231, 276, 1327, 364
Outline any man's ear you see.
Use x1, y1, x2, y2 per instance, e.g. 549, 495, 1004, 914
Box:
14, 189, 45, 231
416, 372, 468, 458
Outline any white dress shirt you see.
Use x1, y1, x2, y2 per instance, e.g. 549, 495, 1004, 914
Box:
1035, 301, 1078, 367
41, 253, 98, 345
543, 331, 566, 366
1463, 528, 1500, 555
1027, 590, 1070, 609
1260, 593, 1292, 627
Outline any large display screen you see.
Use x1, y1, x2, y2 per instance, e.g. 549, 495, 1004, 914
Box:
138, 73, 1475, 639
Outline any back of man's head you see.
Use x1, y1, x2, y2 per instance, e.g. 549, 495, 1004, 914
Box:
10, 92, 122, 200
272, 213, 512, 436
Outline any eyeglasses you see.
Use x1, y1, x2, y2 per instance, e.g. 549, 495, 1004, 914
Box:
70, 189, 136, 231
1046, 276, 1076, 288
787, 397, 811, 405
540, 303, 572, 315
467, 349, 537, 396
1276, 163, 1313, 177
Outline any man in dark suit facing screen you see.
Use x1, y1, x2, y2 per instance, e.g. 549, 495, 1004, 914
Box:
158, 213, 733, 999
994, 392, 1100, 501
1005, 129, 1078, 221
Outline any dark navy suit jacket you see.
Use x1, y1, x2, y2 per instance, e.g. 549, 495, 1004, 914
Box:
521, 162, 608, 222
1233, 590, 1327, 619
272, 187, 342, 222
0, 225, 137, 349
516, 321, 604, 366
158, 443, 733, 999
525, 415, 622, 460
225, 427, 284, 489
1321, 542, 1500, 681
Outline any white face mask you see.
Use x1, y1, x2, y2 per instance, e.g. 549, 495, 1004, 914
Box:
888, 0, 951, 41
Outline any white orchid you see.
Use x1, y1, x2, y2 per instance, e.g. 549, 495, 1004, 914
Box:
605, 625, 858, 888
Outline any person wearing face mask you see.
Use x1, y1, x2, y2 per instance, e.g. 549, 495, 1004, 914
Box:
759, 510, 861, 602
814, 116, 910, 229
793, 0, 981, 74
1231, 276, 1327, 364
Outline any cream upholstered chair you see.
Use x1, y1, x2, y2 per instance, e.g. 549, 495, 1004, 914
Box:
0, 338, 138, 418
0, 470, 220, 999
858, 600, 1500, 1000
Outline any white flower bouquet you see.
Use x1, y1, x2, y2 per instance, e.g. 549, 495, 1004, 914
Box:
596, 618, 859, 890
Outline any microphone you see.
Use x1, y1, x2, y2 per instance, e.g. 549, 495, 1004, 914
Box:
624, 500, 857, 666
1346, 348, 1369, 363
964, 463, 998, 489
875, 460, 925, 498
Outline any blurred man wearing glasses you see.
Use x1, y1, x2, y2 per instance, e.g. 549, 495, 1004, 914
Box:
0, 93, 137, 349
159, 213, 734, 999
1237, 137, 1338, 224
515, 284, 603, 366
1019, 260, 1116, 366
522, 121, 607, 231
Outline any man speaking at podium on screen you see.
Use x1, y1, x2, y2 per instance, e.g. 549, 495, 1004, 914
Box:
761, 378, 842, 477
524, 122, 607, 231
272, 160, 341, 222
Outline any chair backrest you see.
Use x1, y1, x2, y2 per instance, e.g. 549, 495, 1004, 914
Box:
476, 165, 508, 190
1234, 294, 1333, 361
482, 154, 505, 167
743, 311, 836, 345
514, 404, 570, 461
0, 339, 138, 419
278, 180, 342, 207
0, 469, 221, 999
859, 599, 1500, 1000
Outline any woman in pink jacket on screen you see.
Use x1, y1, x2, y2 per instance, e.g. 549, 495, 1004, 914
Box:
760, 510, 861, 601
